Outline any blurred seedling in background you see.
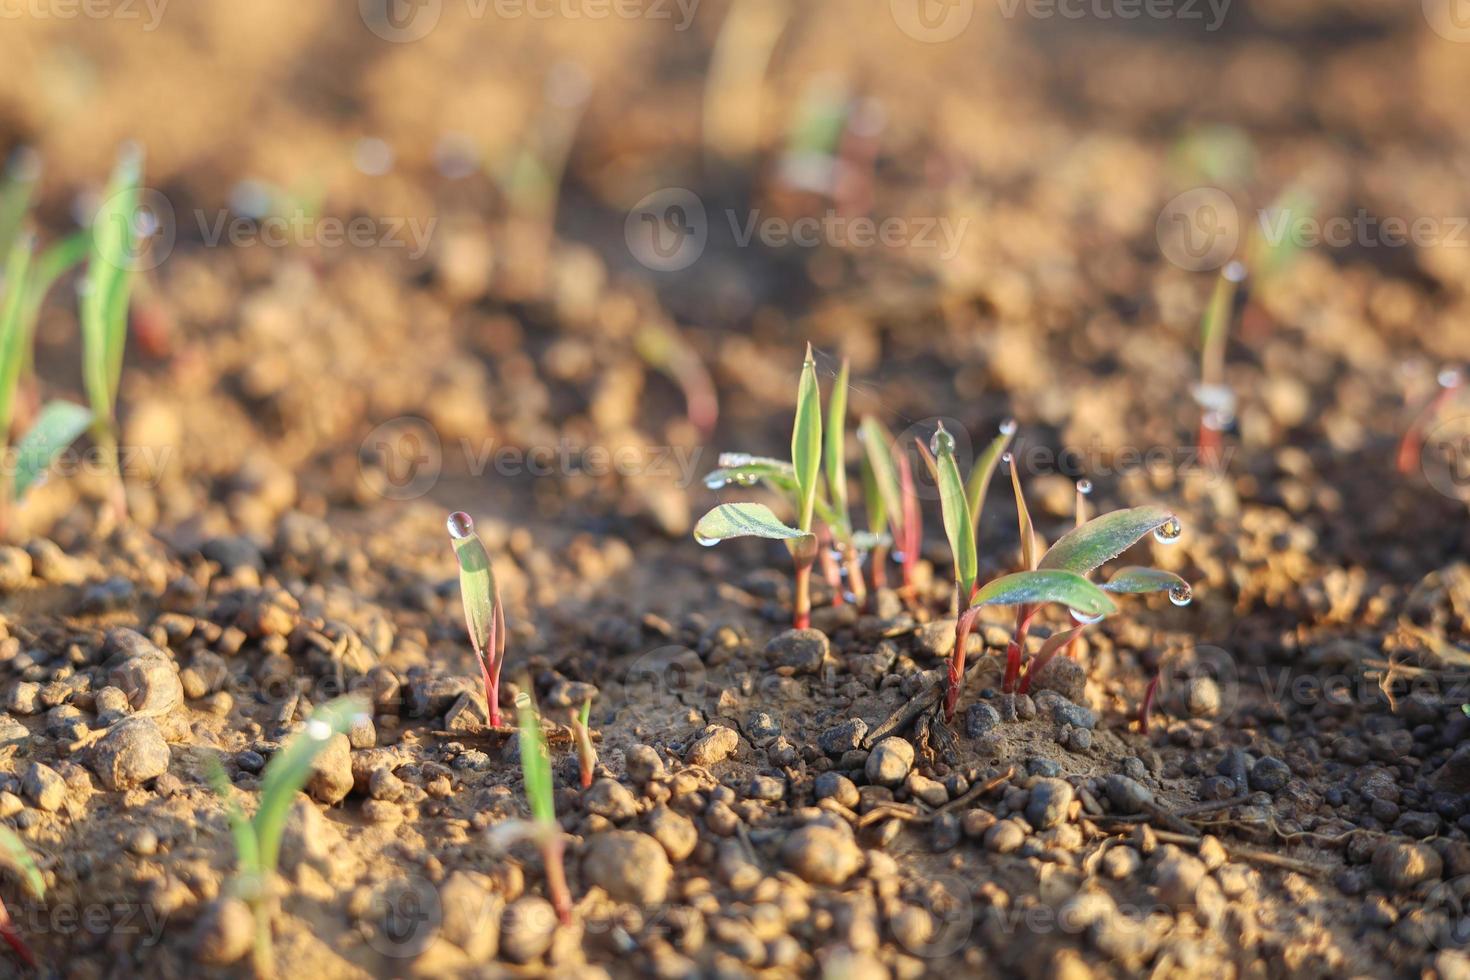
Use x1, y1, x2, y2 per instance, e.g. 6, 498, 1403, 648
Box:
570, 694, 597, 790
0, 233, 94, 536
703, 0, 790, 165
930, 425, 1190, 721
208, 696, 368, 978
634, 322, 719, 439
82, 144, 147, 524
0, 825, 44, 969
770, 76, 886, 221
1396, 365, 1464, 482
695, 345, 824, 628
1191, 259, 1245, 471
448, 511, 508, 728
859, 415, 921, 600
488, 691, 572, 925
492, 61, 591, 300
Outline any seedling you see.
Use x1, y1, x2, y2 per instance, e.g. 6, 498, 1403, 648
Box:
695, 346, 823, 628
703, 0, 791, 163
0, 234, 94, 533
488, 691, 572, 925
634, 323, 719, 438
0, 150, 39, 262
857, 415, 920, 598
448, 511, 507, 728
82, 145, 145, 523
1192, 260, 1245, 471
570, 695, 596, 790
1397, 366, 1462, 478
208, 695, 368, 978
0, 825, 43, 968
822, 358, 873, 607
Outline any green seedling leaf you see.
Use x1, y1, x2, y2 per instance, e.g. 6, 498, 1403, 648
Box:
965, 421, 1015, 536
0, 825, 44, 900
1039, 506, 1179, 575
694, 502, 812, 545
448, 511, 501, 662
515, 691, 556, 825
21, 231, 89, 344
1007, 452, 1040, 570
13, 401, 92, 499
824, 358, 850, 535
704, 454, 799, 495
931, 423, 977, 596
0, 150, 39, 262
253, 695, 367, 875
205, 754, 262, 879
791, 344, 822, 532
0, 233, 34, 440
1199, 265, 1241, 388
970, 570, 1117, 620
82, 144, 142, 428
1102, 566, 1193, 604
858, 416, 900, 538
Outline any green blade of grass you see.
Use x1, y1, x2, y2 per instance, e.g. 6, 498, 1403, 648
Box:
704, 455, 800, 496
824, 358, 850, 536
0, 234, 35, 442
448, 512, 500, 662
791, 344, 822, 532
0, 825, 44, 900
82, 145, 142, 425
1101, 566, 1191, 596
932, 423, 977, 597
253, 695, 367, 875
858, 417, 900, 538
0, 150, 39, 262
13, 401, 92, 499
1007, 453, 1039, 570
204, 754, 262, 877
22, 231, 89, 337
515, 691, 556, 826
694, 502, 813, 544
969, 569, 1117, 619
965, 422, 1014, 536
1038, 506, 1177, 575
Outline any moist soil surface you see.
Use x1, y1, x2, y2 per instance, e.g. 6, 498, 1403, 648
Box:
3, 3, 1470, 978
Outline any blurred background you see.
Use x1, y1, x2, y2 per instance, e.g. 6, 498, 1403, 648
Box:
0, 0, 1467, 558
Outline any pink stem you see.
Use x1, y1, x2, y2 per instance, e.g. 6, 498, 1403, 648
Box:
541, 835, 572, 926
1138, 673, 1161, 735
945, 608, 981, 722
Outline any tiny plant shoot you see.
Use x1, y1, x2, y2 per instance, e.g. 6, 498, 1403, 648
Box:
488, 691, 572, 925
448, 511, 507, 727
0, 825, 43, 968
1192, 259, 1246, 470
571, 695, 596, 790
82, 144, 144, 523
1397, 366, 1462, 477
208, 696, 368, 979
694, 346, 823, 629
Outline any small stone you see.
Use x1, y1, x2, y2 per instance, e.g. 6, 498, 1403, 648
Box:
814, 772, 860, 809
305, 733, 353, 805
906, 772, 948, 808
765, 628, 829, 673
444, 692, 489, 732
200, 536, 264, 574
686, 725, 740, 767
965, 703, 1001, 738
745, 711, 780, 742
818, 718, 868, 755
438, 871, 502, 962
584, 778, 639, 822
645, 806, 698, 861
1031, 656, 1085, 703
90, 718, 170, 790
6, 682, 39, 716
126, 827, 159, 856
985, 820, 1025, 854
865, 737, 915, 787
1102, 775, 1154, 813
781, 824, 864, 885
27, 539, 81, 585
22, 762, 67, 811
500, 897, 558, 963
1248, 757, 1290, 793
962, 809, 996, 838
582, 831, 672, 905
1037, 693, 1096, 730
624, 745, 665, 785
931, 811, 962, 852
1373, 840, 1443, 891
914, 620, 956, 657
746, 775, 785, 802
1184, 677, 1222, 718
0, 546, 32, 592
1025, 778, 1074, 830
1153, 847, 1207, 908
193, 897, 254, 965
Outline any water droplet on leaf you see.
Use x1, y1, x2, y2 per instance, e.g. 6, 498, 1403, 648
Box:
703, 474, 730, 489
998, 418, 1017, 436
694, 532, 719, 548
1168, 584, 1193, 606
1072, 608, 1105, 625
1439, 367, 1462, 389
930, 424, 955, 457
1153, 518, 1183, 544
447, 512, 475, 540
1076, 479, 1092, 495
306, 719, 332, 741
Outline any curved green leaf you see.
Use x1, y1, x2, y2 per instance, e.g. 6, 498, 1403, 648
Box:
515, 691, 556, 826
1008, 452, 1039, 570
932, 424, 977, 596
965, 423, 1014, 536
13, 400, 92, 498
450, 513, 501, 661
791, 345, 822, 531
1102, 566, 1191, 596
969, 570, 1117, 619
858, 416, 899, 538
695, 503, 812, 545
0, 233, 34, 440
824, 358, 850, 535
1039, 506, 1177, 575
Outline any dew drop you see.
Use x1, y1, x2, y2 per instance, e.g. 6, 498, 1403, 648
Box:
447, 511, 475, 540
352, 137, 395, 177
1168, 584, 1193, 607
1071, 608, 1105, 625
734, 473, 758, 487
703, 474, 731, 490
1439, 367, 1463, 389
1223, 259, 1248, 283
1153, 517, 1183, 544
694, 532, 719, 548
930, 424, 955, 457
998, 418, 1017, 436
1076, 479, 1092, 495
1001, 452, 1014, 469
306, 719, 332, 741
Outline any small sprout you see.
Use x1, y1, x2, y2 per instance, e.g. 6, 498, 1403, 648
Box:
1193, 262, 1245, 470
208, 695, 368, 978
571, 696, 596, 790
966, 419, 1016, 538
634, 323, 718, 437
1397, 365, 1463, 477
488, 691, 573, 925
1138, 672, 1162, 734
824, 358, 866, 607
858, 415, 907, 596
448, 511, 507, 728
930, 422, 977, 602
0, 824, 42, 968
82, 144, 144, 523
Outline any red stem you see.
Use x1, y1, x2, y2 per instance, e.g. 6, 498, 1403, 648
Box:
1397, 380, 1462, 475
1198, 419, 1223, 471
819, 530, 843, 608
541, 835, 572, 926
793, 559, 813, 630
0, 896, 35, 969
1138, 673, 1161, 734
1001, 640, 1021, 694
869, 544, 888, 599
945, 608, 981, 722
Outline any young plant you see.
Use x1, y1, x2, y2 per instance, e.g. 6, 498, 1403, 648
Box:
0, 825, 43, 968
0, 149, 39, 263
570, 695, 596, 790
694, 346, 823, 629
634, 323, 719, 439
822, 358, 869, 607
82, 145, 144, 523
0, 234, 94, 533
208, 695, 368, 978
488, 691, 572, 925
857, 415, 920, 598
1397, 366, 1462, 477
1192, 260, 1245, 470
448, 511, 507, 728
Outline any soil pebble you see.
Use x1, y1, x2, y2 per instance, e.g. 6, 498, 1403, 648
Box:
22, 762, 67, 811
781, 824, 864, 884
305, 733, 353, 804
1031, 657, 1086, 703
89, 717, 170, 790
765, 628, 829, 673
438, 871, 502, 962
584, 778, 639, 822
1372, 840, 1443, 891
1249, 757, 1291, 793
500, 896, 558, 963
865, 737, 915, 787
193, 897, 254, 965
818, 718, 868, 755
685, 725, 740, 766
0, 546, 32, 592
815, 771, 860, 808
582, 830, 672, 904
1025, 778, 1074, 829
